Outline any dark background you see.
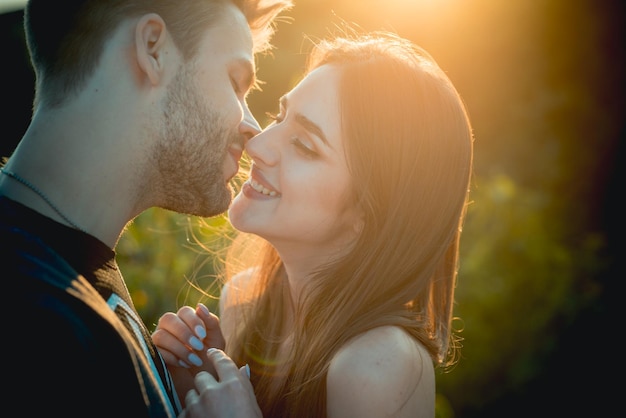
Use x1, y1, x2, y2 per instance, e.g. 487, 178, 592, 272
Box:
2, 1, 623, 416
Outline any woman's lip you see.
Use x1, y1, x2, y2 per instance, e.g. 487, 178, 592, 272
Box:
249, 166, 280, 195
241, 181, 277, 199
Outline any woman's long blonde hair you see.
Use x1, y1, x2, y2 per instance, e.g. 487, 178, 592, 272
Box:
222, 31, 474, 418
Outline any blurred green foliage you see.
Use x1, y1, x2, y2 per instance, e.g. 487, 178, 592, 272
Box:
117, 209, 229, 328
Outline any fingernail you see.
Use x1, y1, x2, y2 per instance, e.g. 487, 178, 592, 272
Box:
197, 303, 210, 315
178, 359, 190, 369
194, 325, 206, 340
189, 336, 204, 351
188, 353, 203, 367
245, 364, 250, 378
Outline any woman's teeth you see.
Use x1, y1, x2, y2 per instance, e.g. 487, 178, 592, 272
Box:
250, 179, 278, 196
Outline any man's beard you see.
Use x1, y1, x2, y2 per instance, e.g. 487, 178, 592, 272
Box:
152, 65, 237, 217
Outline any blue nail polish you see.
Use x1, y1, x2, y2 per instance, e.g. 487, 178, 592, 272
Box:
197, 303, 210, 316
188, 353, 203, 367
189, 336, 204, 351
195, 325, 207, 340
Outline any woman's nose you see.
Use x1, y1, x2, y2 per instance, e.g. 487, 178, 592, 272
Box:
245, 126, 279, 166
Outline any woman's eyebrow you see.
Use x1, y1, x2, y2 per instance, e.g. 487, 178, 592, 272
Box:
280, 96, 330, 147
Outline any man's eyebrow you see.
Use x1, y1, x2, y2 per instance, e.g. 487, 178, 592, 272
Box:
280, 96, 330, 147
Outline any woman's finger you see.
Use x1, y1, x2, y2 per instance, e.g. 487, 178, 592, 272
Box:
205, 348, 239, 379
153, 328, 203, 368
178, 306, 208, 343
240, 363, 251, 379
205, 349, 256, 397
153, 344, 186, 368
185, 388, 200, 409
196, 303, 225, 350
156, 310, 205, 352
194, 370, 219, 391
185, 359, 262, 418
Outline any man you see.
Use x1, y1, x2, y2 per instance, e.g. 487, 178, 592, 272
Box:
1, 0, 292, 416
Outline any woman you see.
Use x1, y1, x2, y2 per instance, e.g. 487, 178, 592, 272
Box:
153, 30, 474, 417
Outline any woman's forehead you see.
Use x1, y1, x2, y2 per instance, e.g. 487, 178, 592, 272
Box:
285, 65, 342, 139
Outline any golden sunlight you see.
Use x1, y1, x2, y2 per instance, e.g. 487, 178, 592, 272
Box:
339, 0, 456, 19
325, 0, 462, 40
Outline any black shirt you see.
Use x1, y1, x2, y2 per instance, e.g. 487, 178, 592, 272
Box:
1, 196, 182, 417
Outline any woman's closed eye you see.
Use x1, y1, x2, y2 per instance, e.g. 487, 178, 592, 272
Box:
289, 136, 318, 158
266, 112, 319, 159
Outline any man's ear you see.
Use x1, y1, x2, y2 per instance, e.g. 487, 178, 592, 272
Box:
134, 13, 169, 86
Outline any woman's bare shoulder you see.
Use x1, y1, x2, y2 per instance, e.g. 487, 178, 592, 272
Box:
220, 267, 258, 307
219, 267, 259, 340
327, 326, 435, 418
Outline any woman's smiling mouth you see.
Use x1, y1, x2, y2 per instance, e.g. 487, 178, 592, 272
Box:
249, 178, 280, 196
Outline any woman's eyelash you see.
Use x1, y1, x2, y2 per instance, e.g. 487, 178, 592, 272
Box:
265, 112, 318, 158
290, 136, 318, 158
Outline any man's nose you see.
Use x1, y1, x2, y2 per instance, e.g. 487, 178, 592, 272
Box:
240, 105, 261, 141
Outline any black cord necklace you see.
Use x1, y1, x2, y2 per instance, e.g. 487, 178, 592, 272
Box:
0, 167, 86, 233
